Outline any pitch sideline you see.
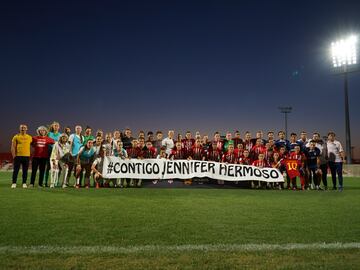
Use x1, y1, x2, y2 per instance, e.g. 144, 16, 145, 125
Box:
0, 243, 359, 254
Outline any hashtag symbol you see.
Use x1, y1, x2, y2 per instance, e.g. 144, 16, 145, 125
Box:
107, 162, 114, 174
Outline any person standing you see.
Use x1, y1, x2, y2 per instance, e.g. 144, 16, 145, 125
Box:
30, 126, 55, 187
213, 131, 224, 152
66, 125, 84, 186
162, 130, 175, 156
223, 132, 234, 152
275, 131, 290, 152
64, 126, 71, 137
153, 131, 163, 153
122, 128, 134, 150
243, 131, 253, 152
327, 132, 345, 191
44, 121, 61, 186
83, 126, 95, 146
297, 131, 309, 152
319, 136, 328, 189
11, 124, 33, 188
305, 141, 322, 190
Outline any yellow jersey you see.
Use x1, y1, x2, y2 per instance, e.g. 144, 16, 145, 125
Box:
12, 134, 33, 157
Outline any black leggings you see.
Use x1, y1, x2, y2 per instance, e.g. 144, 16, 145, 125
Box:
308, 167, 319, 186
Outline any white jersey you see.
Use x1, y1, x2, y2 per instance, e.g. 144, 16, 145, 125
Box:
92, 157, 104, 173
162, 137, 174, 155
327, 140, 344, 162
50, 142, 70, 161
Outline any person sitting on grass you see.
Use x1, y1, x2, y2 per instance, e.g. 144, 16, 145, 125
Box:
271, 151, 283, 190
145, 140, 157, 159
169, 141, 187, 184
251, 153, 269, 189
220, 143, 237, 186
188, 139, 206, 184
239, 149, 251, 165
113, 140, 128, 188
288, 145, 306, 191
126, 139, 140, 187
154, 147, 167, 185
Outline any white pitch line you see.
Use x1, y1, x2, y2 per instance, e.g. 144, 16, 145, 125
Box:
0, 243, 359, 254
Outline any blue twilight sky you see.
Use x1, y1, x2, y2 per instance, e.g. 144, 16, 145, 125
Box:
0, 0, 360, 157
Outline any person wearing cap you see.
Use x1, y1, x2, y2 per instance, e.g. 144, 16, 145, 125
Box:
49, 133, 71, 188
11, 124, 33, 188
30, 126, 55, 187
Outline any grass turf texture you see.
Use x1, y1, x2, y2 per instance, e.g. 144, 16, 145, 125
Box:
0, 171, 359, 269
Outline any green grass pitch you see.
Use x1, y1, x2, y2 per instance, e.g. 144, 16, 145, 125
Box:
0, 171, 359, 269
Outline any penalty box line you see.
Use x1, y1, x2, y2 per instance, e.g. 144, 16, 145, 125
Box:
0, 243, 359, 254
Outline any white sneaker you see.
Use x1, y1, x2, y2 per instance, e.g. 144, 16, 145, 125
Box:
11, 183, 16, 188
22, 183, 27, 188
50, 184, 54, 188
62, 184, 67, 188
28, 184, 34, 188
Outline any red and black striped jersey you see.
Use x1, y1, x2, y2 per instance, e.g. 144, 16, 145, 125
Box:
169, 149, 187, 160
144, 147, 157, 159
239, 157, 251, 165
250, 145, 266, 160
289, 152, 306, 164
207, 149, 222, 162
189, 146, 204, 160
234, 148, 244, 159
252, 159, 269, 168
243, 140, 254, 151
213, 140, 224, 152
127, 147, 140, 159
182, 139, 195, 153
233, 138, 243, 148
222, 152, 237, 164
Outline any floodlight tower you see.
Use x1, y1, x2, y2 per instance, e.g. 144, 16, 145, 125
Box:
331, 35, 358, 164
278, 106, 292, 140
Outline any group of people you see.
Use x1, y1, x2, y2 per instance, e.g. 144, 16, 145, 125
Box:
10, 122, 345, 191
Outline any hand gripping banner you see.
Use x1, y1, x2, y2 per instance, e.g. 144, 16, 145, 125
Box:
102, 157, 284, 183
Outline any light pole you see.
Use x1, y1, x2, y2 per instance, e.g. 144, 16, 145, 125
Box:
278, 106, 292, 140
331, 35, 358, 164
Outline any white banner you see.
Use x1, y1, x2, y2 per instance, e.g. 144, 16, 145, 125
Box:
102, 157, 284, 183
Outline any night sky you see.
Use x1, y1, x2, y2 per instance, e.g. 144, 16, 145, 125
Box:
1, 0, 360, 158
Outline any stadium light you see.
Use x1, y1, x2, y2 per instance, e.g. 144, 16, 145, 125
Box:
330, 34, 358, 164
278, 106, 292, 141
331, 35, 357, 68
